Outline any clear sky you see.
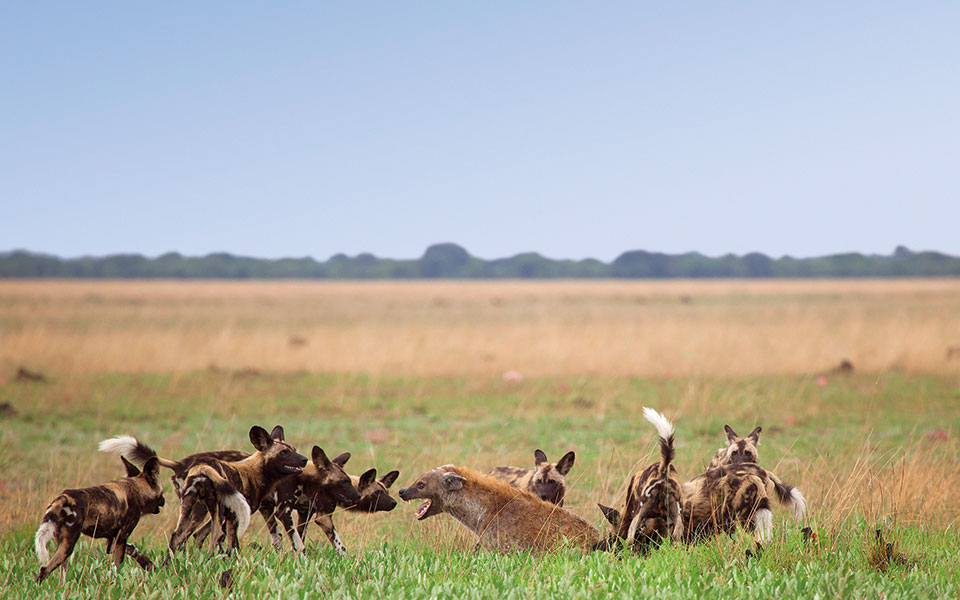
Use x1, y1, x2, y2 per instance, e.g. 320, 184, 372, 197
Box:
2, 2, 958, 261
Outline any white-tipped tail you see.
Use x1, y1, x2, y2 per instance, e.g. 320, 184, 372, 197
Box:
642, 407, 674, 441
753, 508, 773, 543
98, 435, 139, 456
222, 491, 251, 540
789, 487, 807, 521
35, 520, 56, 564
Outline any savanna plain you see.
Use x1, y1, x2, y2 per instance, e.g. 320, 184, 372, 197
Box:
1, 279, 959, 599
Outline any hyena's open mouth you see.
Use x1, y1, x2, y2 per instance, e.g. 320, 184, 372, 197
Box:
415, 499, 432, 520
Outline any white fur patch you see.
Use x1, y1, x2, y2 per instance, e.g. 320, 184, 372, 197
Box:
35, 520, 56, 564
292, 529, 305, 553
332, 531, 346, 556
221, 491, 251, 539
753, 508, 773, 543
98, 435, 139, 457
790, 488, 807, 520
642, 407, 674, 441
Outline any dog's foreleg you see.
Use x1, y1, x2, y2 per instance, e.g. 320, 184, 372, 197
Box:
315, 514, 346, 556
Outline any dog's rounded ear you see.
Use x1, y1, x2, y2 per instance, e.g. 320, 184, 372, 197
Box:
331, 452, 350, 467
534, 449, 548, 466
748, 426, 762, 444
270, 425, 285, 441
359, 468, 377, 489
142, 457, 160, 485
121, 456, 140, 477
312, 446, 332, 468
724, 425, 739, 443
441, 472, 466, 491
597, 503, 621, 528
556, 451, 576, 475
379, 470, 400, 488
249, 426, 274, 451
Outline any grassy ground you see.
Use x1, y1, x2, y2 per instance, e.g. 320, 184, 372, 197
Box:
2, 370, 958, 598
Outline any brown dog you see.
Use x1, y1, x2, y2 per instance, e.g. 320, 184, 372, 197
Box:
597, 408, 682, 553
487, 449, 575, 505
35, 450, 164, 584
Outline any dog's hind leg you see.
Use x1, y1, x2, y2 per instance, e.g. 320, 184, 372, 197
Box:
36, 524, 81, 584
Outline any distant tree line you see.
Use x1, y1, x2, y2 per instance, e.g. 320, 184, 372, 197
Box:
1, 244, 958, 279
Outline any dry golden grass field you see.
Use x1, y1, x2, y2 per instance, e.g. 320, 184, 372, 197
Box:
1, 279, 959, 598
2, 279, 960, 378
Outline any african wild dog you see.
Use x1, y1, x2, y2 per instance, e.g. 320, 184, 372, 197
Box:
349, 468, 399, 513
596, 408, 682, 553
707, 425, 762, 470
600, 453, 790, 552
102, 425, 307, 559
488, 449, 575, 505
705, 424, 807, 521
399, 465, 599, 552
270, 447, 361, 554
678, 462, 777, 550
297, 466, 400, 555
34, 450, 164, 584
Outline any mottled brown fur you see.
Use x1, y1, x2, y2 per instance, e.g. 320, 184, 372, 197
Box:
35, 455, 163, 584
597, 408, 682, 553
487, 449, 575, 505
162, 425, 307, 559
679, 462, 774, 547
707, 425, 761, 470
270, 448, 359, 554
399, 465, 599, 552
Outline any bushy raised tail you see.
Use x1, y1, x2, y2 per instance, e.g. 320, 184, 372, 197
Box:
98, 435, 178, 470
642, 407, 675, 475
771, 474, 807, 520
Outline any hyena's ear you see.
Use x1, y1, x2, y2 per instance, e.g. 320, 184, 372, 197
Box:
379, 470, 400, 488
598, 503, 621, 528
270, 425, 285, 441
747, 426, 762, 444
331, 452, 351, 467
441, 472, 466, 491
121, 456, 141, 477
534, 449, 548, 466
142, 456, 161, 485
312, 446, 332, 469
724, 425, 739, 443
249, 426, 274, 451
556, 451, 576, 476
358, 468, 377, 489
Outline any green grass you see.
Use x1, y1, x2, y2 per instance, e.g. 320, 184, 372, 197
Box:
2, 370, 959, 598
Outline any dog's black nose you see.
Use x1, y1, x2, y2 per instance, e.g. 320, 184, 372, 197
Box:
398, 488, 409, 500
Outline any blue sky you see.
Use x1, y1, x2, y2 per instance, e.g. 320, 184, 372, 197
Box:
2, 2, 958, 261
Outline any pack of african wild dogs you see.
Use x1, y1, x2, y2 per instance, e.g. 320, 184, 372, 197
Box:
34, 409, 806, 584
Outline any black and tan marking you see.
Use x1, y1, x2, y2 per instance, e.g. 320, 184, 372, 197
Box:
679, 462, 775, 550
35, 451, 164, 584
487, 449, 575, 505
349, 468, 399, 513
707, 425, 762, 470
597, 408, 683, 553
269, 447, 360, 554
